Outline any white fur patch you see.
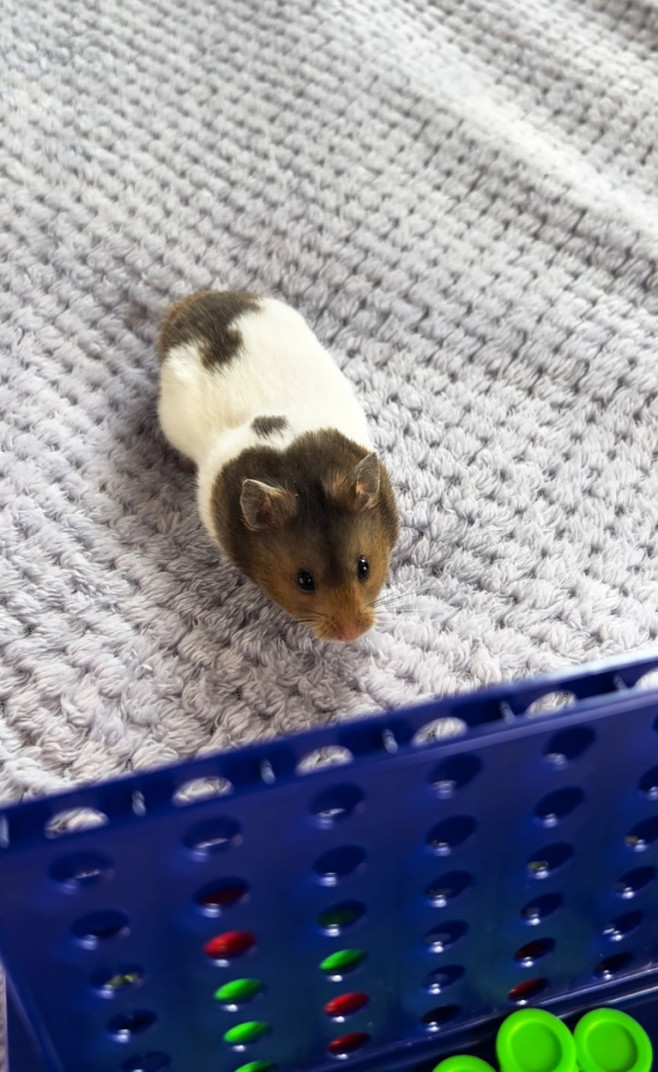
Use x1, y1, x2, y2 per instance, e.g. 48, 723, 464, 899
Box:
159, 298, 373, 545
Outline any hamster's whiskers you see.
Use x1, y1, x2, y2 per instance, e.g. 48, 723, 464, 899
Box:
369, 593, 399, 609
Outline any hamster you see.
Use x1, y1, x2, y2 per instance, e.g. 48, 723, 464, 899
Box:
157, 290, 398, 641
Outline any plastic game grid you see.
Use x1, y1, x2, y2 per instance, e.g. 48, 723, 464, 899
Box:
2, 649, 658, 1072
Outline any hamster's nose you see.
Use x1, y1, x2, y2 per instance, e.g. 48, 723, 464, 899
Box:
335, 622, 367, 642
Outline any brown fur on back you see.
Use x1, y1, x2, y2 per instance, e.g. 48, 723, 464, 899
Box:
157, 290, 261, 369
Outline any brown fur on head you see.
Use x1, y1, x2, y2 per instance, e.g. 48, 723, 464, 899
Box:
212, 431, 398, 641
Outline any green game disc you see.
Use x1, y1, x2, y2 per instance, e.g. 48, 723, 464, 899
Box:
496, 1009, 577, 1072
433, 1057, 497, 1072
223, 1021, 269, 1046
215, 978, 263, 1005
574, 1008, 652, 1072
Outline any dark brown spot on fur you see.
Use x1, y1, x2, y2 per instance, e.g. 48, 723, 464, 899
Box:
157, 290, 262, 369
252, 416, 288, 437
213, 430, 397, 571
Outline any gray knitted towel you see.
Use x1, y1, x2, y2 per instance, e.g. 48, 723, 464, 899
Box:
2, 0, 658, 799
2, 0, 658, 1062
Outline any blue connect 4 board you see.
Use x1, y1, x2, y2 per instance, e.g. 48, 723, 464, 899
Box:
2, 649, 658, 1072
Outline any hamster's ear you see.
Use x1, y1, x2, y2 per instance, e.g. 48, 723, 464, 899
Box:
326, 452, 380, 512
240, 479, 297, 531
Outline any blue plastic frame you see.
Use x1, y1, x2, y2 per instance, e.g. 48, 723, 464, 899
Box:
2, 649, 658, 1072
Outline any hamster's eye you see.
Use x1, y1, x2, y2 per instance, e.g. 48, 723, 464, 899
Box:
297, 570, 315, 592
357, 555, 370, 581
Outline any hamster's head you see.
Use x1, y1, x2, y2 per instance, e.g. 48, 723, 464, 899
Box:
214, 432, 398, 642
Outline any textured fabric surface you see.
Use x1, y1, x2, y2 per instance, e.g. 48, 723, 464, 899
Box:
2, 0, 658, 1062
2, 0, 658, 801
